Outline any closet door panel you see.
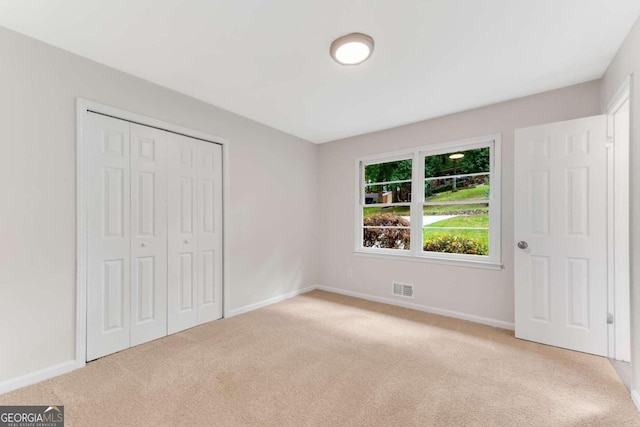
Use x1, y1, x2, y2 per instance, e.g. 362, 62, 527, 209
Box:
85, 113, 131, 361
197, 142, 223, 323
130, 124, 168, 346
167, 133, 199, 333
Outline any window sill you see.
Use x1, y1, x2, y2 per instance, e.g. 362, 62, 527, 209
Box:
353, 250, 503, 270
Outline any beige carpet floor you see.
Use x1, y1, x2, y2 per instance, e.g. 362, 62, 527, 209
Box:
1, 290, 639, 426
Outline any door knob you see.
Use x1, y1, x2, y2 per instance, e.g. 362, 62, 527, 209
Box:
184, 239, 189, 244
517, 241, 528, 249
141, 242, 147, 248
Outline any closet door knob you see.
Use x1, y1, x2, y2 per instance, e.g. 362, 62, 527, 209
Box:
141, 242, 147, 248
184, 239, 189, 244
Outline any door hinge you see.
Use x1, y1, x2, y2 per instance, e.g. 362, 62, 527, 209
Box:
607, 313, 614, 324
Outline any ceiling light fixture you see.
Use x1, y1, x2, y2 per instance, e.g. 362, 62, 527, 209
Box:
330, 33, 374, 65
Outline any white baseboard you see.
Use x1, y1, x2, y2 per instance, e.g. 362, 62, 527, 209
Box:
0, 360, 80, 395
631, 390, 640, 412
316, 286, 515, 330
1, 286, 315, 394
226, 285, 317, 318
0, 284, 514, 395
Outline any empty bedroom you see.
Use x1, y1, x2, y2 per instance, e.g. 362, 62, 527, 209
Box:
1, 1, 640, 426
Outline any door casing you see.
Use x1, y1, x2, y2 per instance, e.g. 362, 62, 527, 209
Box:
605, 75, 632, 362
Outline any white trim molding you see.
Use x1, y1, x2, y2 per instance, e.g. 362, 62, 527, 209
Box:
0, 360, 80, 395
604, 75, 632, 362
1, 285, 312, 394
227, 284, 514, 330
605, 75, 632, 113
316, 286, 515, 330
353, 250, 502, 270
226, 286, 317, 317
631, 390, 640, 413
1, 283, 515, 394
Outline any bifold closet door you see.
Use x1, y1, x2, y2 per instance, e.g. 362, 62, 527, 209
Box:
85, 113, 132, 361
85, 111, 222, 359
167, 133, 223, 334
167, 134, 198, 333
86, 113, 169, 361
196, 140, 223, 323
129, 124, 168, 347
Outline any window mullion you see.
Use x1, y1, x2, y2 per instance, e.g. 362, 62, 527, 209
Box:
410, 150, 423, 256
355, 160, 364, 251
488, 140, 502, 263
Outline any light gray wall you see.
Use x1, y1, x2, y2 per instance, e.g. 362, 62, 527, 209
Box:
0, 26, 319, 382
602, 15, 640, 396
317, 80, 601, 325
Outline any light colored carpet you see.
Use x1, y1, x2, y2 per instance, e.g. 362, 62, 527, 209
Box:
1, 290, 638, 426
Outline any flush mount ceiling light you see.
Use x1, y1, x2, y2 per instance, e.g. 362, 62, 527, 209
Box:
330, 33, 375, 65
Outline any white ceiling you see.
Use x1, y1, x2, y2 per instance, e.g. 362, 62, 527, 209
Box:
1, 1, 639, 143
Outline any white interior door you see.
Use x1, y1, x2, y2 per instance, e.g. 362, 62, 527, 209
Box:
129, 124, 168, 346
196, 141, 223, 323
167, 133, 199, 334
85, 113, 131, 361
514, 115, 608, 356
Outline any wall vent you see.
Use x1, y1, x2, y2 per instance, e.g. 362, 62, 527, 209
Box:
392, 282, 414, 298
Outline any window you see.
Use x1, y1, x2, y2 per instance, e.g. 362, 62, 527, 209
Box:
362, 158, 412, 250
356, 135, 501, 268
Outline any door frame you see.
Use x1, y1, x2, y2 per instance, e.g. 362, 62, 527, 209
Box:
605, 75, 632, 361
75, 98, 230, 366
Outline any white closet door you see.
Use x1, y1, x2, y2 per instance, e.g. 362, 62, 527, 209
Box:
167, 133, 199, 333
86, 113, 131, 361
197, 141, 223, 322
130, 124, 168, 346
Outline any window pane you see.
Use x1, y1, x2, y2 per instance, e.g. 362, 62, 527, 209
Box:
365, 159, 412, 183
423, 213, 489, 256
424, 174, 489, 202
424, 147, 490, 178
363, 206, 410, 226
423, 229, 488, 255
363, 208, 410, 249
363, 227, 410, 250
364, 182, 412, 204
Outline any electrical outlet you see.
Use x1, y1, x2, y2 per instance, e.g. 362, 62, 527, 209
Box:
346, 268, 353, 278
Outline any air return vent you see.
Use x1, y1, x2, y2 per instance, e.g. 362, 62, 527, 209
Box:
392, 282, 414, 298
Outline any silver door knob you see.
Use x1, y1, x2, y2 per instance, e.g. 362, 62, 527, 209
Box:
141, 242, 147, 248
517, 241, 528, 249
184, 239, 189, 244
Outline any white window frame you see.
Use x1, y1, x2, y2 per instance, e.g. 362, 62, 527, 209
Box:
354, 134, 502, 270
